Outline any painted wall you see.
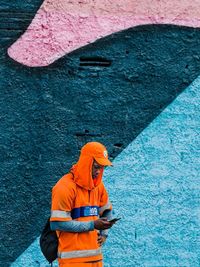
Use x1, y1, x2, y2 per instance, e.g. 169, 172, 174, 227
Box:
7, 0, 200, 66
11, 70, 200, 267
0, 1, 199, 266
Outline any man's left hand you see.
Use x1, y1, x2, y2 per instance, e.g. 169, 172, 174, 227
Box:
97, 235, 107, 246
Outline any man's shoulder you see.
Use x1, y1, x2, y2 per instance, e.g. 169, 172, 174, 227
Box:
53, 173, 76, 191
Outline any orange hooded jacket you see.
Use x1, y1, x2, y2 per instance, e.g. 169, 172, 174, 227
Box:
50, 142, 112, 264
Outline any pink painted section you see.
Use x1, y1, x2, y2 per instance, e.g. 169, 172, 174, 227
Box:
8, 0, 200, 67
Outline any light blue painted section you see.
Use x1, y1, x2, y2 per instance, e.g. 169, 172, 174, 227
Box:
11, 77, 199, 267
103, 77, 200, 267
11, 237, 52, 267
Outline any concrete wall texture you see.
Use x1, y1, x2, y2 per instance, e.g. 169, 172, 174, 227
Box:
0, 0, 199, 266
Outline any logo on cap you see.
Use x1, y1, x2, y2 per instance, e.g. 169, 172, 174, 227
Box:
103, 150, 108, 158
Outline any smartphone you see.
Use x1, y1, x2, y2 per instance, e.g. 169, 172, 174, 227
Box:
108, 218, 121, 223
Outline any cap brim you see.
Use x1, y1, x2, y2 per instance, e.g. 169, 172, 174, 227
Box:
94, 157, 113, 166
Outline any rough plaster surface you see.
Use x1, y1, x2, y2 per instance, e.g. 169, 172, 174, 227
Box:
103, 77, 200, 267
1, 23, 200, 266
1, 1, 200, 265
11, 74, 200, 267
8, 0, 200, 66
103, 78, 200, 267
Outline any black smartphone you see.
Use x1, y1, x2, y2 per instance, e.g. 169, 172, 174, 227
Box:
108, 218, 121, 223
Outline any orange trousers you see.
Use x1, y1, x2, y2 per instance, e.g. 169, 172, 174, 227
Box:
59, 261, 103, 267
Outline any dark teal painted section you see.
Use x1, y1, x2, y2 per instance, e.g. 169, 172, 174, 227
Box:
0, 0, 42, 46
1, 7, 200, 265
0, 0, 42, 13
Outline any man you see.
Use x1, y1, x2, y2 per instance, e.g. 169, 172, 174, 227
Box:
50, 142, 115, 267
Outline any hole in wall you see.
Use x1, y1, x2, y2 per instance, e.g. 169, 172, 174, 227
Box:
75, 130, 101, 137
79, 57, 112, 67
114, 143, 123, 148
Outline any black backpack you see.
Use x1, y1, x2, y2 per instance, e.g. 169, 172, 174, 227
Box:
40, 217, 59, 264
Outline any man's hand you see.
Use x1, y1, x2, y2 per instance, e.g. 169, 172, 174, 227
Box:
97, 234, 107, 246
94, 218, 114, 230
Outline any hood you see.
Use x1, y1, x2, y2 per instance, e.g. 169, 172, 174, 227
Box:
70, 155, 103, 190
70, 142, 111, 190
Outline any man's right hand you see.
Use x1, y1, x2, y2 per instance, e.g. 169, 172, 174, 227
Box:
94, 218, 114, 230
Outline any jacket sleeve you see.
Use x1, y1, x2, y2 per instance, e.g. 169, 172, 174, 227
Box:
50, 220, 94, 232
99, 183, 112, 216
50, 182, 76, 222
100, 209, 112, 237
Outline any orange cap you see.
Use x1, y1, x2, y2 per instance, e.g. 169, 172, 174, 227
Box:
81, 142, 112, 166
